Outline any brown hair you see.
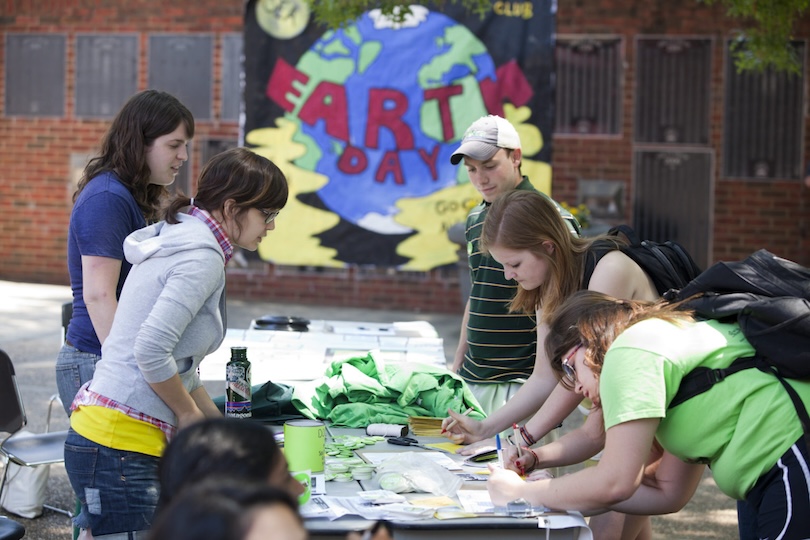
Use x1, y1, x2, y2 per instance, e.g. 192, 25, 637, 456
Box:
544, 290, 695, 390
480, 190, 622, 320
76, 90, 195, 221
163, 148, 289, 237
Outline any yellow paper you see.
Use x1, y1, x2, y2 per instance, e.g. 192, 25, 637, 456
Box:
409, 495, 457, 508
424, 441, 464, 453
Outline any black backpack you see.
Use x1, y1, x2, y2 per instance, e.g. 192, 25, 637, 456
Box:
583, 224, 702, 295
665, 250, 810, 433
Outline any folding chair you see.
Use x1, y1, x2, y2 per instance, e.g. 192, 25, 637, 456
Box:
0, 516, 24, 540
0, 348, 71, 517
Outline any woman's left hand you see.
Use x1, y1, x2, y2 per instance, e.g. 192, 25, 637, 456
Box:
486, 463, 526, 506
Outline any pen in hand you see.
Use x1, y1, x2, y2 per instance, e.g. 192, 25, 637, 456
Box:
512, 423, 523, 458
496, 433, 504, 468
441, 406, 473, 434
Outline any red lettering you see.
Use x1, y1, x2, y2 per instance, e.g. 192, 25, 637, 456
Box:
480, 59, 533, 114
375, 151, 404, 185
418, 146, 440, 181
266, 58, 308, 113
299, 81, 349, 141
423, 85, 463, 141
337, 146, 367, 174
365, 89, 413, 150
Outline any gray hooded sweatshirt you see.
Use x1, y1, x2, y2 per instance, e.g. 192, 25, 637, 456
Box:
88, 213, 227, 426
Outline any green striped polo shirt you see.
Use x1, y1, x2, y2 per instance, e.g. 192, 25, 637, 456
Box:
459, 177, 580, 383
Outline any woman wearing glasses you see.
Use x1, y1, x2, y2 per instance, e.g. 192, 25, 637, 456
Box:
64, 147, 288, 540
488, 290, 810, 540
442, 189, 662, 540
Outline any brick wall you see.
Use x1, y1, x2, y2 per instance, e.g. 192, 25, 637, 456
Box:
1, 0, 808, 313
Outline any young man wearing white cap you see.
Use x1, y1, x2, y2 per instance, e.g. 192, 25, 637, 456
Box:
449, 115, 580, 415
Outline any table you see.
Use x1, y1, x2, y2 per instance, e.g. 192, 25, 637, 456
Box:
199, 319, 447, 396
302, 428, 593, 540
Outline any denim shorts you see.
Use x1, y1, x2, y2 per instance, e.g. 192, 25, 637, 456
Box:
64, 429, 159, 536
55, 344, 100, 415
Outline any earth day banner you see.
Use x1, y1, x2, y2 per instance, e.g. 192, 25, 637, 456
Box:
244, 0, 554, 270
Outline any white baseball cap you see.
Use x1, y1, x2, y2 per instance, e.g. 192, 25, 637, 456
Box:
450, 115, 521, 165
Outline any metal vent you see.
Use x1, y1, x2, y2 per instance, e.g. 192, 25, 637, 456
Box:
632, 150, 713, 269
5, 33, 66, 116
635, 38, 711, 145
75, 34, 138, 118
723, 41, 805, 179
222, 34, 243, 121
554, 37, 622, 135
148, 35, 213, 120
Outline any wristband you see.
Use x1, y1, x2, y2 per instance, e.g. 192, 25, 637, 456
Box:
519, 425, 536, 446
528, 447, 540, 471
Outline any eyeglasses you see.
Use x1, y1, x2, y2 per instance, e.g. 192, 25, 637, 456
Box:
561, 344, 582, 385
259, 209, 280, 224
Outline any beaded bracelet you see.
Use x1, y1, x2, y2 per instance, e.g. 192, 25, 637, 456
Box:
519, 425, 536, 446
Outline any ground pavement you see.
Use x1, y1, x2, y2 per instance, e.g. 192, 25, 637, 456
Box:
0, 280, 737, 539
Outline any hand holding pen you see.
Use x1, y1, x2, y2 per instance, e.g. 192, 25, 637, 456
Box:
441, 406, 473, 434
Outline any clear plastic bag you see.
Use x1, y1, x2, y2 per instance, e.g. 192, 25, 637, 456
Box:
372, 451, 463, 497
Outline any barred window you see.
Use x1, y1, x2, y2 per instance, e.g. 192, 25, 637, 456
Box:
554, 37, 622, 135
635, 38, 712, 145
723, 41, 805, 179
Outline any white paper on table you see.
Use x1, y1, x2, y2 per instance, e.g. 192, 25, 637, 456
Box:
298, 495, 351, 520
456, 489, 496, 514
360, 451, 462, 471
300, 496, 433, 521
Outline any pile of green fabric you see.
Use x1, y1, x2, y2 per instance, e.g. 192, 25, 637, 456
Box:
291, 352, 485, 427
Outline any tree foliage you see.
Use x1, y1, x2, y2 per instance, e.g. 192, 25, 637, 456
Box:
702, 0, 810, 74
307, 0, 489, 28
306, 0, 809, 73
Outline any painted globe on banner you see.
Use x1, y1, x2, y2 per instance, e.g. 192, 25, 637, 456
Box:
290, 6, 493, 235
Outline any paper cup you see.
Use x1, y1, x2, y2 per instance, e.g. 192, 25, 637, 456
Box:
283, 419, 326, 473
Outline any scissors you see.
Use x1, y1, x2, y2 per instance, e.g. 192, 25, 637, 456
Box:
385, 436, 435, 451
386, 436, 451, 453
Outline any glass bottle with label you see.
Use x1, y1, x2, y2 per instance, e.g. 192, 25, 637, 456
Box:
225, 346, 251, 418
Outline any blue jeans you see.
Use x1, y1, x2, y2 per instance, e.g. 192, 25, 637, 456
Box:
55, 343, 100, 416
64, 429, 159, 535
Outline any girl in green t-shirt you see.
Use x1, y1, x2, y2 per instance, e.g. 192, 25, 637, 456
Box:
487, 290, 810, 540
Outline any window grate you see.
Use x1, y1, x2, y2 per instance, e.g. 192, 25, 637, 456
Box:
635, 38, 712, 145
632, 150, 712, 269
722, 41, 805, 179
554, 37, 622, 135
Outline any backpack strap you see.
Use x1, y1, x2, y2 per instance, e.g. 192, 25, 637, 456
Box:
670, 356, 758, 408
665, 241, 698, 287
671, 356, 810, 445
640, 240, 687, 289
582, 240, 618, 289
